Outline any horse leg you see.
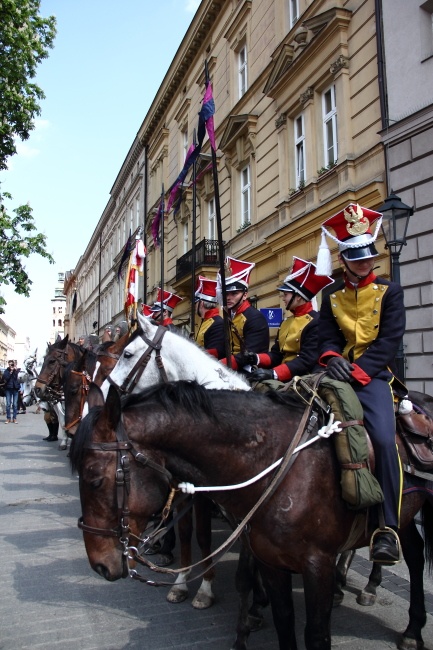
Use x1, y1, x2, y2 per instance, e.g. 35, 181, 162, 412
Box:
398, 519, 426, 650
303, 555, 335, 650
231, 546, 271, 650
254, 561, 297, 650
190, 495, 215, 610
334, 549, 355, 606
356, 561, 382, 606
166, 504, 192, 604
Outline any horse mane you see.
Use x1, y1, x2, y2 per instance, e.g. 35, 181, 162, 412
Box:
122, 380, 219, 421
69, 406, 103, 474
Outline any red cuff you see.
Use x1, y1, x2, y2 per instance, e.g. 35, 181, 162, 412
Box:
206, 348, 219, 359
318, 351, 342, 367
351, 363, 371, 385
219, 355, 237, 370
274, 364, 292, 382
257, 353, 272, 368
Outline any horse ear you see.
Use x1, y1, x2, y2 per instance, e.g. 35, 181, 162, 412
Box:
58, 334, 69, 350
87, 383, 105, 409
105, 385, 122, 430
137, 310, 153, 332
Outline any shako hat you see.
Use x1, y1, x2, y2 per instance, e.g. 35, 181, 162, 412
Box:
195, 276, 218, 303
141, 303, 154, 317
222, 256, 255, 292
316, 203, 382, 275
151, 288, 183, 313
277, 257, 334, 301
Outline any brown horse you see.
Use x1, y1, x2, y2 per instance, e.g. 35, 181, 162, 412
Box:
71, 380, 433, 650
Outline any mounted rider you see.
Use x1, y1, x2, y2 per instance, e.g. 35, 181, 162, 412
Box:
316, 202, 405, 564
237, 257, 333, 383
218, 256, 269, 370
194, 275, 225, 359
149, 288, 183, 327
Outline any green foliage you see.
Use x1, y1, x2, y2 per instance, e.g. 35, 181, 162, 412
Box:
0, 191, 55, 314
0, 0, 57, 170
0, 1, 56, 313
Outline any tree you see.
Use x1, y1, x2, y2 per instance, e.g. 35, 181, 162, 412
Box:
0, 1, 57, 313
0, 192, 55, 314
1, 0, 57, 170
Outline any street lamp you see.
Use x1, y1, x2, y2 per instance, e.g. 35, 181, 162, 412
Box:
378, 191, 413, 285
377, 191, 413, 381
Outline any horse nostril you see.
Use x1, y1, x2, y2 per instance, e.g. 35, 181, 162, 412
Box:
93, 564, 114, 581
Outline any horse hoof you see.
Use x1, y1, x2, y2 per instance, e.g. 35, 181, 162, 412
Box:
356, 591, 376, 607
398, 636, 424, 650
167, 586, 188, 604
192, 592, 214, 609
333, 592, 344, 608
247, 614, 264, 632
59, 442, 67, 450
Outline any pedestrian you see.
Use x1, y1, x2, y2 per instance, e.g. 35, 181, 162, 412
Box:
3, 360, 21, 423
316, 202, 405, 564
42, 403, 59, 442
218, 256, 269, 370
237, 257, 334, 383
194, 275, 225, 359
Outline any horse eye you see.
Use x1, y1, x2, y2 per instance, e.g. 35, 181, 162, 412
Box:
124, 351, 132, 359
90, 478, 103, 489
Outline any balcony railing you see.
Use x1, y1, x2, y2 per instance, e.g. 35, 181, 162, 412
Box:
176, 238, 224, 281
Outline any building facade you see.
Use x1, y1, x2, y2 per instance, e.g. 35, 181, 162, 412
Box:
63, 0, 431, 389
49, 273, 67, 344
380, 0, 433, 394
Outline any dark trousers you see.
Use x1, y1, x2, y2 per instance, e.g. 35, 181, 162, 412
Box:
354, 373, 402, 530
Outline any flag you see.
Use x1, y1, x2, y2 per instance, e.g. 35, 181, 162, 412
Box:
166, 142, 199, 214
125, 236, 146, 311
197, 79, 216, 151
117, 230, 134, 279
151, 197, 164, 248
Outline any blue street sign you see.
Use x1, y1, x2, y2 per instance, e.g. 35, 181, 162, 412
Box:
260, 308, 283, 328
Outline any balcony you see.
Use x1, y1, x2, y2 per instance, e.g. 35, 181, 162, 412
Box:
176, 239, 224, 282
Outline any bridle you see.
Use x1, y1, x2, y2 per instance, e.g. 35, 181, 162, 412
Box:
35, 347, 71, 402
64, 347, 121, 431
106, 325, 169, 395
77, 418, 175, 572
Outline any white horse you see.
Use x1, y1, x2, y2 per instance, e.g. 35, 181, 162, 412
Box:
100, 310, 250, 398
98, 310, 250, 609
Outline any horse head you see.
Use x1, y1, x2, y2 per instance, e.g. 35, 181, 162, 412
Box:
100, 311, 250, 399
71, 383, 171, 581
35, 336, 81, 399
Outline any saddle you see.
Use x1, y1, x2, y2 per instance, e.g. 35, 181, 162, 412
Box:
396, 407, 433, 472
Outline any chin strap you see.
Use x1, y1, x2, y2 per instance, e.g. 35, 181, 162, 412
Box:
341, 257, 375, 281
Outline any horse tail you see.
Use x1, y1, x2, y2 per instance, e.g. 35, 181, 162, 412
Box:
421, 499, 433, 572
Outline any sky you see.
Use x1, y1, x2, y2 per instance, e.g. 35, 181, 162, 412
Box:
1, 0, 201, 357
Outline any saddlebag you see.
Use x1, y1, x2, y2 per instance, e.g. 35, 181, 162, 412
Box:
318, 376, 384, 510
397, 410, 433, 471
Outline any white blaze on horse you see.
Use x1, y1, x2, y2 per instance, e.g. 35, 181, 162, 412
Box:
100, 310, 250, 400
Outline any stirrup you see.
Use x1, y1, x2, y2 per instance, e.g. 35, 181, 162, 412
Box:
369, 526, 402, 565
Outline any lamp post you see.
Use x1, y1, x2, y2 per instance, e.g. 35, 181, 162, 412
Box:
378, 191, 413, 381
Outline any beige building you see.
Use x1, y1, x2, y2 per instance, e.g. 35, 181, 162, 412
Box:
0, 319, 16, 368
65, 0, 423, 375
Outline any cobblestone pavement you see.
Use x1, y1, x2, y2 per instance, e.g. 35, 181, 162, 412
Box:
1, 407, 433, 649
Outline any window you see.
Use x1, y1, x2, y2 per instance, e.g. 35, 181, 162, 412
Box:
58, 306, 63, 314
182, 128, 189, 162
289, 0, 299, 28
58, 319, 62, 327
208, 197, 216, 239
240, 165, 251, 226
238, 45, 248, 98
420, 1, 433, 58
322, 85, 338, 167
294, 113, 306, 187
183, 221, 189, 254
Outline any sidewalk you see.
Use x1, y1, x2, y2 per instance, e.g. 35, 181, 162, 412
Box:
0, 407, 432, 649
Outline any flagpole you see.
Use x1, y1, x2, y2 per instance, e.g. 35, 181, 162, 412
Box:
160, 184, 165, 308
204, 60, 231, 367
190, 129, 197, 338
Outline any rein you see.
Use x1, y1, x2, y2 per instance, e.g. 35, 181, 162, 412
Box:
65, 370, 91, 430
106, 325, 168, 395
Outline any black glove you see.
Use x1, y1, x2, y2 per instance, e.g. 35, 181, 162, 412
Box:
234, 351, 259, 368
326, 357, 354, 382
249, 368, 274, 382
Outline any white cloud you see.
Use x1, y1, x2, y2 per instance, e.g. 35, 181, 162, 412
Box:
8, 119, 51, 167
